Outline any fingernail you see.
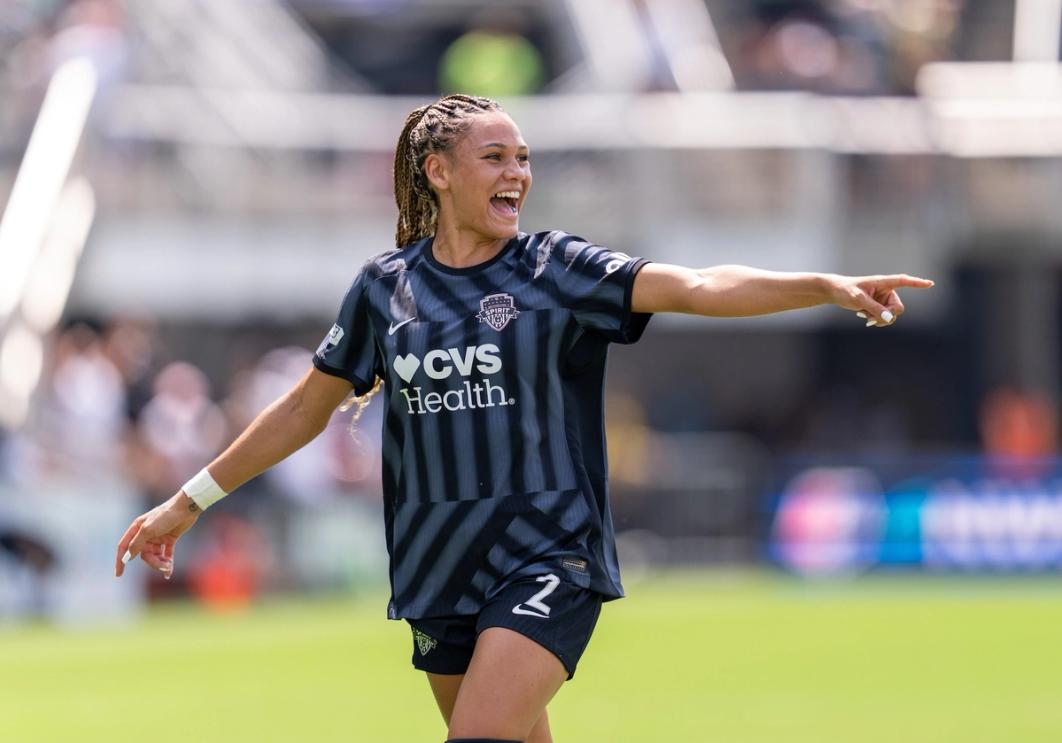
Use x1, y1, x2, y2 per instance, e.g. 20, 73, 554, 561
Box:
122, 550, 133, 564
856, 311, 867, 319
881, 310, 894, 323
866, 319, 878, 327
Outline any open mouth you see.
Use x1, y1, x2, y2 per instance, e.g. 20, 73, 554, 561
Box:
490, 190, 520, 217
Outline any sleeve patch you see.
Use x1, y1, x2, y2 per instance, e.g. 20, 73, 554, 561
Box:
317, 323, 345, 355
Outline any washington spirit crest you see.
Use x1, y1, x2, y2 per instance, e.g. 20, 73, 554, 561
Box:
413, 629, 437, 656
476, 293, 520, 331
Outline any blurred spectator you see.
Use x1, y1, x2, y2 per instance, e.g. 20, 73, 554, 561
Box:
728, 0, 963, 95
35, 321, 127, 478
605, 392, 652, 485
223, 346, 381, 505
0, 527, 57, 618
878, 0, 961, 94
325, 391, 383, 489
137, 361, 227, 496
439, 8, 545, 96
102, 314, 159, 422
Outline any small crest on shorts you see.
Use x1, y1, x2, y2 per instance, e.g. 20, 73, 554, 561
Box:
476, 293, 520, 331
414, 629, 437, 656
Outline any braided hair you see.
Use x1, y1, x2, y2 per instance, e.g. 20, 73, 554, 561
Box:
393, 94, 503, 248
342, 95, 502, 431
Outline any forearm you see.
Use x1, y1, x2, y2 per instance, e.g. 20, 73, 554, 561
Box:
201, 385, 331, 494
687, 265, 832, 317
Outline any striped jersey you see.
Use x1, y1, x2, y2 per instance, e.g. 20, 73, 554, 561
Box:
313, 230, 652, 619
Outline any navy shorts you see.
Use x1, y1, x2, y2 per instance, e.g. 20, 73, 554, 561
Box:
407, 573, 603, 680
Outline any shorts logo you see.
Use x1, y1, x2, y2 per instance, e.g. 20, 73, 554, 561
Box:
413, 629, 437, 656
476, 293, 520, 331
511, 573, 560, 620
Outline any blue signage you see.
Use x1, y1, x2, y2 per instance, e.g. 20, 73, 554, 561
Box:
769, 457, 1062, 575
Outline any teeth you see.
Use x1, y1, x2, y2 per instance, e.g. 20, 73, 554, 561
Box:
493, 191, 520, 199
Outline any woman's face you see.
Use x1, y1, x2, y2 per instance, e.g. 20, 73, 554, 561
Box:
426, 111, 532, 241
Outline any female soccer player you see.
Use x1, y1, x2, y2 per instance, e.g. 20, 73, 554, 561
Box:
114, 94, 933, 743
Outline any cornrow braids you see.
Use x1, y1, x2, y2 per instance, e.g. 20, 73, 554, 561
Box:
393, 93, 503, 248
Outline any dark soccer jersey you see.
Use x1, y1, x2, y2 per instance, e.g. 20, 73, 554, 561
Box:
313, 230, 651, 619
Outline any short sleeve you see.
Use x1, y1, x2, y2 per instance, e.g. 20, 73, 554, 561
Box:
553, 233, 652, 344
313, 266, 381, 395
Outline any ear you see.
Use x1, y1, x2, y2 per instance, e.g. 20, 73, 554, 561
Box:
423, 152, 451, 193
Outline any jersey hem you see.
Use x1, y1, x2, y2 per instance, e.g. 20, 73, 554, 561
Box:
387, 588, 623, 621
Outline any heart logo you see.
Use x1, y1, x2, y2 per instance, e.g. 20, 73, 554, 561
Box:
393, 353, 421, 383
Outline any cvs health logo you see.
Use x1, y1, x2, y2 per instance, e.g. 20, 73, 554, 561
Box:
393, 344, 514, 415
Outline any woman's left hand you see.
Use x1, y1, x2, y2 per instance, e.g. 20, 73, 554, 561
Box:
825, 273, 935, 327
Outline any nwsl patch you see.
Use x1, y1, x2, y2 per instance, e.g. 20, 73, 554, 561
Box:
317, 323, 344, 355
476, 293, 520, 331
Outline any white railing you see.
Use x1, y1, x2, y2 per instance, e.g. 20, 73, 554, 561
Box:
96, 63, 1062, 157
0, 57, 97, 429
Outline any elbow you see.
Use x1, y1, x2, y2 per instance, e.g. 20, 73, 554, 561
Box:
686, 269, 719, 315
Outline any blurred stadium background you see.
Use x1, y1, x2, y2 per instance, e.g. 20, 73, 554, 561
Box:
2, 0, 1062, 740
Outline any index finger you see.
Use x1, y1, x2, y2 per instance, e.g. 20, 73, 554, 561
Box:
114, 516, 144, 577
880, 275, 934, 289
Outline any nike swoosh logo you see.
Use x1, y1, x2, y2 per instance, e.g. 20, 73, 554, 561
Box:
511, 604, 550, 619
388, 317, 416, 335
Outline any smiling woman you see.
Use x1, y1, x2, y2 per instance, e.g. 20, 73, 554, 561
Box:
114, 94, 934, 743
394, 95, 532, 270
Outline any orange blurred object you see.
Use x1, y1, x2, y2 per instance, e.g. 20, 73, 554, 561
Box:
980, 386, 1057, 458
187, 515, 270, 611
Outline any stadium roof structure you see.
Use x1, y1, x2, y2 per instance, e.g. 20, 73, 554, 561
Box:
94, 70, 1062, 158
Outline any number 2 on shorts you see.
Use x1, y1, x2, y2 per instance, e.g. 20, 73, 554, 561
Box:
511, 573, 560, 618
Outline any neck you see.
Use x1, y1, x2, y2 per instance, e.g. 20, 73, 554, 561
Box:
430, 215, 510, 269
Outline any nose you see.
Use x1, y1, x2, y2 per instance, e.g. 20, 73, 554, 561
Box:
504, 157, 525, 180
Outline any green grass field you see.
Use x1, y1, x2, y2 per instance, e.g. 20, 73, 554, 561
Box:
2, 571, 1061, 742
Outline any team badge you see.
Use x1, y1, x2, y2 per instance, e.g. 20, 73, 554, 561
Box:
476, 293, 520, 331
413, 629, 437, 656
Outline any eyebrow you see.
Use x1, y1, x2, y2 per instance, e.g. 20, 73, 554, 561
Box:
479, 142, 530, 151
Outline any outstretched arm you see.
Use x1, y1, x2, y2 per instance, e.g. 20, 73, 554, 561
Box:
631, 263, 934, 325
203, 366, 354, 494
114, 367, 355, 577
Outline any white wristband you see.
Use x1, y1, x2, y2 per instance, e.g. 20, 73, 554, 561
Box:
182, 468, 228, 510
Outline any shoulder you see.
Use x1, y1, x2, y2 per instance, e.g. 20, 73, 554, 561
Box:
519, 230, 599, 276
526, 230, 590, 256
527, 230, 636, 276
359, 238, 429, 283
